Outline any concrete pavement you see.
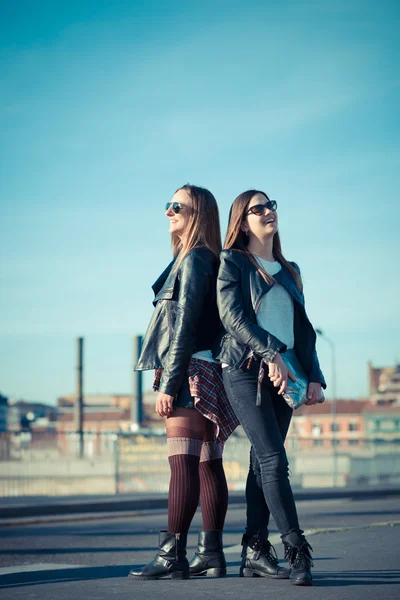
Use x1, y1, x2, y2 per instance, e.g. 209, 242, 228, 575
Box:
1, 483, 400, 522
0, 494, 399, 599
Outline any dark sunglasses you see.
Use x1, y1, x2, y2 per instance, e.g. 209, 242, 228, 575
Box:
165, 201, 184, 214
246, 200, 277, 216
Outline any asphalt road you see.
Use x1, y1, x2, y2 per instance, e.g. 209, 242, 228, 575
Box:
0, 495, 399, 599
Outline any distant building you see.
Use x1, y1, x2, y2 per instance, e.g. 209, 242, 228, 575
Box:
58, 394, 132, 410
368, 362, 400, 405
58, 391, 156, 408
363, 404, 400, 443
9, 400, 57, 431
0, 394, 8, 432
289, 400, 369, 450
56, 391, 158, 432
0, 394, 22, 432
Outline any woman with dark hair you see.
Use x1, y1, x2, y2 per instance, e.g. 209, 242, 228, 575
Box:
129, 184, 239, 581
214, 190, 326, 586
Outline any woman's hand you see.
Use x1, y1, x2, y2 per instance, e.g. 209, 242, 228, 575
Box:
155, 392, 174, 417
268, 353, 296, 395
306, 382, 323, 405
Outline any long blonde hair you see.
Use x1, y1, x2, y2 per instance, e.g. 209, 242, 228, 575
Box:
172, 184, 222, 269
224, 189, 302, 292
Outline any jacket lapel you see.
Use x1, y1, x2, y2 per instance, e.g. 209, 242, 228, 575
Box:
274, 268, 305, 307
250, 263, 305, 309
249, 268, 272, 311
152, 259, 179, 305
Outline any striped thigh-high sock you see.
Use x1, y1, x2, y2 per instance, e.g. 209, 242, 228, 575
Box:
167, 436, 202, 533
199, 441, 228, 531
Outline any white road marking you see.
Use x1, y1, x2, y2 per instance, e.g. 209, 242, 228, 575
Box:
0, 563, 88, 576
224, 520, 400, 554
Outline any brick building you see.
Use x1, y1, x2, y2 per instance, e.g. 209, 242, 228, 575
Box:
363, 404, 400, 443
368, 362, 400, 404
288, 400, 370, 450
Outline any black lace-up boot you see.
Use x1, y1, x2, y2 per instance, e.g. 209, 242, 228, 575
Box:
283, 531, 314, 586
189, 530, 227, 577
239, 531, 290, 579
129, 531, 189, 580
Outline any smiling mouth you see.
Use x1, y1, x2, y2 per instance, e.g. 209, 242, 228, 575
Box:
264, 218, 275, 224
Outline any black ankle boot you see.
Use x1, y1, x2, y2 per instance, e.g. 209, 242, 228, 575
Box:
283, 532, 314, 586
189, 530, 227, 577
129, 531, 189, 580
239, 531, 290, 579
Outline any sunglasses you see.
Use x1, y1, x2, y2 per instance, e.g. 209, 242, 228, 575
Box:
165, 201, 185, 214
246, 200, 277, 216
165, 202, 184, 215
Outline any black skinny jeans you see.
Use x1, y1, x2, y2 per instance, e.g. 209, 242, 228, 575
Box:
223, 359, 302, 539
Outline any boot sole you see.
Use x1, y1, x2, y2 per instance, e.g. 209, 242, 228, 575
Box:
190, 567, 227, 578
128, 571, 189, 581
290, 578, 313, 586
240, 568, 289, 579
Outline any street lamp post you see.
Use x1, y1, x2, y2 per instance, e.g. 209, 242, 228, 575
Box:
131, 335, 143, 430
315, 329, 338, 487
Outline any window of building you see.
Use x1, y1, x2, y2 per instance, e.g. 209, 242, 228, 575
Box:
380, 420, 395, 432
332, 439, 340, 447
312, 424, 323, 437
349, 422, 359, 431
349, 439, 359, 445
331, 422, 340, 432
313, 439, 324, 447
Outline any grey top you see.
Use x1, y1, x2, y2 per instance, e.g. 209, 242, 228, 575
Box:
254, 256, 295, 350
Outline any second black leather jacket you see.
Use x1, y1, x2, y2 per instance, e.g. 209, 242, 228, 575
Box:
213, 249, 326, 387
135, 247, 220, 397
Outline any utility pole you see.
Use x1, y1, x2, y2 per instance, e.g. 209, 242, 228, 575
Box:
316, 329, 338, 486
131, 335, 143, 430
74, 336, 84, 458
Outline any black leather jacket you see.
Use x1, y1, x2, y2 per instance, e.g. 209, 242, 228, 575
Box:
213, 249, 326, 387
135, 247, 220, 396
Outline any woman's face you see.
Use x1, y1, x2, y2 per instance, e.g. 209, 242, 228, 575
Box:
165, 189, 193, 238
242, 193, 278, 239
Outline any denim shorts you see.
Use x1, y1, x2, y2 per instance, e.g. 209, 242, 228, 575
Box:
174, 377, 195, 409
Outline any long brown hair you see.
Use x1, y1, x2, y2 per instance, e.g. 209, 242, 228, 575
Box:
224, 189, 302, 292
172, 184, 222, 269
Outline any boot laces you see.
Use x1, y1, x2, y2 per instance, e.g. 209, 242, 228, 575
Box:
264, 540, 279, 566
251, 538, 279, 565
285, 541, 314, 569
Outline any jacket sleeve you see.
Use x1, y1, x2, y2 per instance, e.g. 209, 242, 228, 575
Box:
291, 262, 326, 388
217, 251, 286, 362
158, 250, 213, 396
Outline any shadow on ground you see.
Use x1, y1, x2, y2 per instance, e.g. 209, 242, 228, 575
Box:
1, 565, 399, 590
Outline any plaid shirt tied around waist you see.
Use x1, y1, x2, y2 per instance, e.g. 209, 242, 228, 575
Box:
153, 358, 239, 444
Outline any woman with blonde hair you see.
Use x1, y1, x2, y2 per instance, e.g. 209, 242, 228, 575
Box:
214, 189, 325, 586
130, 184, 238, 581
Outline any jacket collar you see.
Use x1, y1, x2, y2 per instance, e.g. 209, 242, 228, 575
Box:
274, 267, 304, 306
152, 258, 178, 305
250, 261, 304, 309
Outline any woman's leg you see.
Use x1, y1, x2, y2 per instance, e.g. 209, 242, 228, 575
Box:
222, 365, 300, 537
129, 404, 207, 581
188, 414, 228, 577
199, 418, 228, 531
223, 364, 314, 585
245, 389, 293, 536
129, 386, 210, 581
166, 406, 209, 533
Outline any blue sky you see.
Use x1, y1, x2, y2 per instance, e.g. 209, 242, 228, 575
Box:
1, 0, 399, 405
